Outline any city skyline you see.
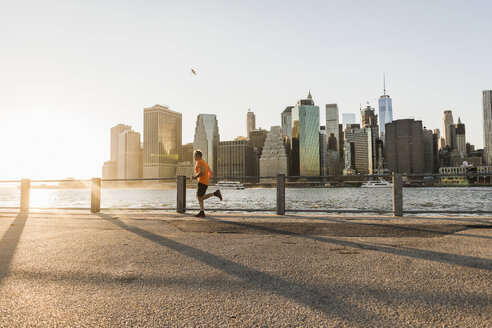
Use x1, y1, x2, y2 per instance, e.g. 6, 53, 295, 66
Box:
1, 1, 492, 179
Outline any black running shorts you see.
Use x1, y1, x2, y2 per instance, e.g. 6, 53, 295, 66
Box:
197, 182, 208, 197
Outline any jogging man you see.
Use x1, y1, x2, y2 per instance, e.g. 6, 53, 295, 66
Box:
191, 149, 222, 217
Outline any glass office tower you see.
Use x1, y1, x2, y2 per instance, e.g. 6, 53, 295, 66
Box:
378, 76, 393, 140
378, 95, 392, 138
291, 92, 320, 176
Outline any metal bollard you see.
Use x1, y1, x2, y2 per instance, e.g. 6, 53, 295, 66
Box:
276, 174, 285, 215
91, 178, 101, 213
177, 175, 186, 213
392, 173, 403, 217
20, 179, 30, 212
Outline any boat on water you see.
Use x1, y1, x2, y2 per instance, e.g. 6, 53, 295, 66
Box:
216, 181, 245, 189
361, 178, 392, 188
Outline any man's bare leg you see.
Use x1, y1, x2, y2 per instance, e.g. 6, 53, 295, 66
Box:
197, 193, 214, 211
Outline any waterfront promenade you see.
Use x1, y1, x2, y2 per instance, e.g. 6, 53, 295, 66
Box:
0, 210, 491, 327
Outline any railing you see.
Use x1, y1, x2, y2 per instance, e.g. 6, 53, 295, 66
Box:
1, 173, 491, 215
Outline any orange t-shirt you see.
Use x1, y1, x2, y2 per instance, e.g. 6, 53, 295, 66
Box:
195, 159, 211, 185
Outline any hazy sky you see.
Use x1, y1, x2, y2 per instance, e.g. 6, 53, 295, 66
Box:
1, 0, 491, 180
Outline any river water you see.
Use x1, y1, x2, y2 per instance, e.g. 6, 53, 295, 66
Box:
0, 186, 491, 214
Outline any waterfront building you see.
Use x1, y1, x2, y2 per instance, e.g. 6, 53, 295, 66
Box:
455, 118, 466, 156
246, 109, 256, 139
291, 92, 320, 176
439, 166, 474, 185
385, 119, 424, 174
378, 76, 393, 140
118, 130, 142, 179
143, 104, 182, 178
259, 126, 289, 179
342, 113, 356, 126
102, 161, 117, 179
483, 90, 492, 165
217, 140, 257, 178
443, 110, 454, 148
281, 106, 293, 137
345, 128, 375, 174
193, 114, 220, 172
477, 165, 492, 184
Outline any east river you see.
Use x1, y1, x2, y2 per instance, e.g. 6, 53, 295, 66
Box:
1, 186, 491, 215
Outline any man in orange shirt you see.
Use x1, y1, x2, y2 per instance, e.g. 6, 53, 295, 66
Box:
191, 149, 222, 217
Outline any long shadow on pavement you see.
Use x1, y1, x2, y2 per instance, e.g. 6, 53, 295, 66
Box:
96, 213, 392, 326
0, 212, 28, 283
199, 215, 492, 271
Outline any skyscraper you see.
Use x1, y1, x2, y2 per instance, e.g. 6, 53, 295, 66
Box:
143, 104, 182, 178
483, 90, 492, 165
360, 104, 379, 171
443, 110, 454, 148
259, 126, 289, 179
217, 140, 257, 178
361, 104, 378, 132
281, 106, 293, 137
325, 104, 340, 174
246, 109, 256, 139
345, 128, 374, 174
111, 124, 132, 162
378, 76, 393, 140
193, 114, 220, 172
325, 104, 339, 151
422, 128, 435, 174
291, 92, 320, 176
117, 130, 142, 179
455, 118, 466, 156
385, 119, 424, 174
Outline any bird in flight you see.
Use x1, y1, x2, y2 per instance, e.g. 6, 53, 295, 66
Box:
191, 68, 197, 75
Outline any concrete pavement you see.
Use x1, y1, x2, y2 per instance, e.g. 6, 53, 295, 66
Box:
0, 210, 491, 327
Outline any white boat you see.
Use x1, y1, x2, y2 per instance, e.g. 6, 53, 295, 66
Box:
216, 181, 245, 189
361, 178, 392, 188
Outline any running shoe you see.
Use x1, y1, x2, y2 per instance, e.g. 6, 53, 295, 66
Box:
214, 189, 223, 201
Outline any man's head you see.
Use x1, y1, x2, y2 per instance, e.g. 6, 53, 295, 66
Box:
193, 149, 203, 160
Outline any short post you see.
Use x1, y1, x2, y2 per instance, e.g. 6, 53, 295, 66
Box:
177, 175, 186, 213
91, 178, 101, 213
20, 179, 30, 212
276, 174, 285, 215
392, 173, 403, 217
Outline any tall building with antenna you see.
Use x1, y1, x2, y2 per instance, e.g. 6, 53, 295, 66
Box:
378, 74, 393, 141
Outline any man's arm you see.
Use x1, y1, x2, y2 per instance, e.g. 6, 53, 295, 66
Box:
192, 165, 204, 180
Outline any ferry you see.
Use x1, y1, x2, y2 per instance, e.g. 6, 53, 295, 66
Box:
216, 181, 245, 189
361, 178, 392, 188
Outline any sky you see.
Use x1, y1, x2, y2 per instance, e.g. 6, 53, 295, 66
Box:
1, 0, 491, 180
